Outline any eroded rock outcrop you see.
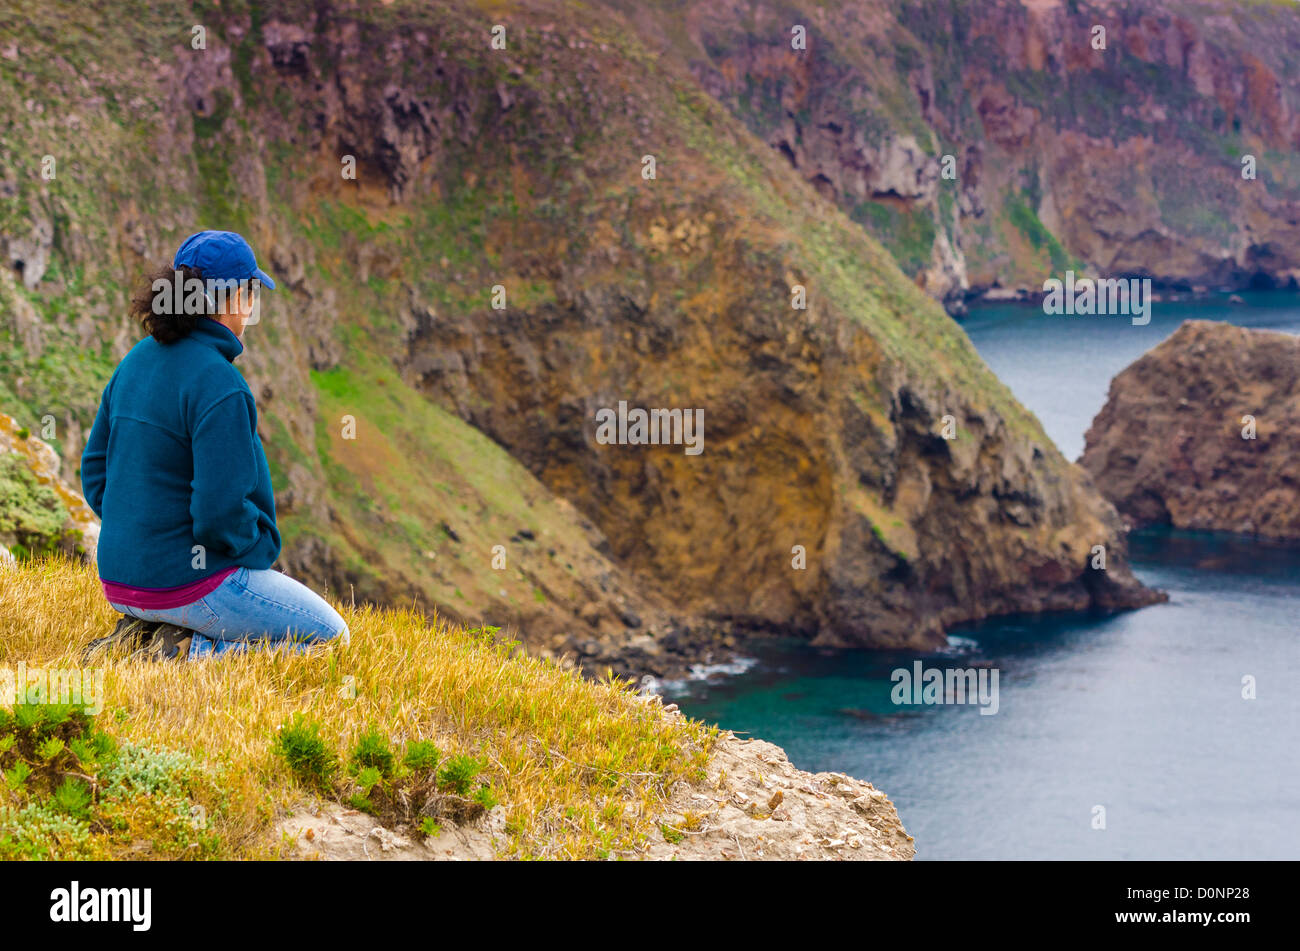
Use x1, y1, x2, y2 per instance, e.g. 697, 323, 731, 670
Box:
280, 713, 915, 861
1081, 321, 1300, 539
0, 411, 98, 561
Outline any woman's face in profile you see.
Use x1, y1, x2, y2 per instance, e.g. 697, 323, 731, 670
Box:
227, 284, 259, 340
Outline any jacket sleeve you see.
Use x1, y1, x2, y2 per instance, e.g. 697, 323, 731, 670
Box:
189, 390, 267, 559
80, 382, 112, 518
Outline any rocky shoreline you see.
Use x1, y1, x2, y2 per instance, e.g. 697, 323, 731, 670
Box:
956, 283, 1276, 314
555, 620, 745, 684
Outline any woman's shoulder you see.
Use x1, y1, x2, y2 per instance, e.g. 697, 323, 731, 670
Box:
153, 338, 255, 418
188, 355, 253, 401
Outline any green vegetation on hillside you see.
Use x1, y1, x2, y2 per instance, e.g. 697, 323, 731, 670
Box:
0, 453, 72, 559
0, 701, 221, 860
1004, 190, 1076, 275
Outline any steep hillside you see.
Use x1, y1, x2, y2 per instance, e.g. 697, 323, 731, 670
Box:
1081, 320, 1300, 539
0, 0, 707, 673
0, 0, 1157, 674
641, 0, 1300, 309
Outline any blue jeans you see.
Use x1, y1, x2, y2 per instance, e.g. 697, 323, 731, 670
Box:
109, 567, 349, 659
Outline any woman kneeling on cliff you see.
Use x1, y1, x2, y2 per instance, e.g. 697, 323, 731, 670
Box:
81, 231, 348, 660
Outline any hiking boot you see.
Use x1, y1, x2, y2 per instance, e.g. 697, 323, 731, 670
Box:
82, 616, 161, 662
138, 623, 195, 661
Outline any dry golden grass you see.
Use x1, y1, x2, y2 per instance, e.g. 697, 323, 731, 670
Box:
0, 556, 717, 859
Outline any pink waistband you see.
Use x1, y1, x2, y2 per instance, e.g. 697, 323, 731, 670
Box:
102, 567, 238, 610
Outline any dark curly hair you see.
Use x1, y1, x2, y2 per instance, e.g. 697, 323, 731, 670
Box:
129, 263, 211, 344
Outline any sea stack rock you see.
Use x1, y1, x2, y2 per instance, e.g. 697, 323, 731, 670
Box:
1080, 321, 1300, 540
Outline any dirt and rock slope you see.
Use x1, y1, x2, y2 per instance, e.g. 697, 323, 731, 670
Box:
282, 708, 915, 861
1081, 320, 1300, 540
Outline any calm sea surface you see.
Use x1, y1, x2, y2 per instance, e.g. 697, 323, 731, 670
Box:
663, 291, 1300, 859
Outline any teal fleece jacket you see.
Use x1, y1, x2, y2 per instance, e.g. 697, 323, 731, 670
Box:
80, 318, 281, 588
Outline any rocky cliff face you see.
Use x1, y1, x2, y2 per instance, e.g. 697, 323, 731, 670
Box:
0, 0, 1158, 675
1081, 320, 1300, 540
650, 0, 1300, 310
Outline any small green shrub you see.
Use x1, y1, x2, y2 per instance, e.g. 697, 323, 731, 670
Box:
270, 725, 500, 837
99, 742, 194, 798
51, 777, 93, 819
36, 737, 65, 761
402, 739, 440, 773
437, 754, 483, 796
349, 728, 395, 778
272, 716, 337, 791
354, 766, 383, 795
5, 761, 32, 791
472, 785, 499, 811
344, 793, 375, 814
66, 734, 112, 766
0, 801, 94, 860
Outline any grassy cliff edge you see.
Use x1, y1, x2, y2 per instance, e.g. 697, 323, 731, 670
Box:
0, 557, 913, 860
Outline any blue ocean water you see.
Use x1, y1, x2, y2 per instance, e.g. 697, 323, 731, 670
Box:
664, 291, 1300, 859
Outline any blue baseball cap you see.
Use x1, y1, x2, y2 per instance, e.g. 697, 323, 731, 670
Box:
172, 230, 276, 289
